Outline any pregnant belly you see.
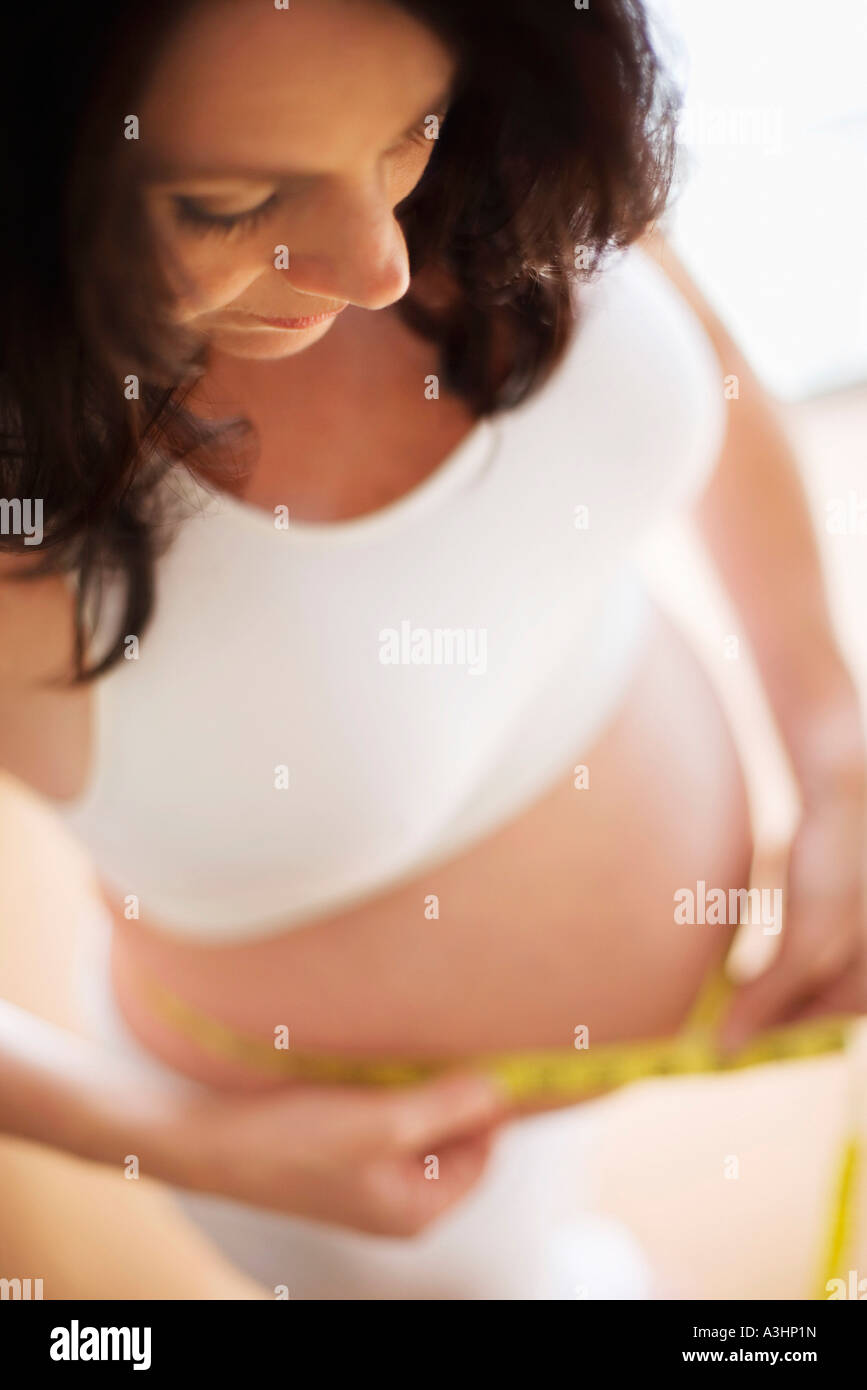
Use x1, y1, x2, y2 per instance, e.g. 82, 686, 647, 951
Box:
108, 606, 753, 1091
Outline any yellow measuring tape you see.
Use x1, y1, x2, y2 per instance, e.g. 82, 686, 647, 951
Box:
142, 968, 861, 1297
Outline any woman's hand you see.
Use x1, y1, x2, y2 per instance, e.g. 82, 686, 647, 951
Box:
720, 779, 867, 1051
0, 1000, 503, 1236
165, 1070, 506, 1236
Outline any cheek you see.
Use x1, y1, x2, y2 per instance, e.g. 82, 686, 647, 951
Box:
150, 153, 432, 322
164, 239, 272, 320
388, 147, 436, 205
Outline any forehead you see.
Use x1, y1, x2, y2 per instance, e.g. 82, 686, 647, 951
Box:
138, 0, 456, 176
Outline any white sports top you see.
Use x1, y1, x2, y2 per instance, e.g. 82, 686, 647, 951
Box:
53, 246, 725, 942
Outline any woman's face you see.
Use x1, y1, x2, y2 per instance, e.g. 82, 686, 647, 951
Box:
138, 0, 456, 359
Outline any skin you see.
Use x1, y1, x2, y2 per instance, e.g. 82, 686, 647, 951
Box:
1, 0, 866, 1286
0, 778, 267, 1299
139, 0, 453, 358
111, 0, 752, 1076
2, 789, 865, 1298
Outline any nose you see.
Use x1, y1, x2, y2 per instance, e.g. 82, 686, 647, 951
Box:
273, 172, 411, 311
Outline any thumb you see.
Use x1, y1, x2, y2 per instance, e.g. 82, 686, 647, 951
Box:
383, 1070, 506, 1152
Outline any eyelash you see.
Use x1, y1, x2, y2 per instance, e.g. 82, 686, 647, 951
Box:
171, 112, 447, 237
172, 191, 280, 237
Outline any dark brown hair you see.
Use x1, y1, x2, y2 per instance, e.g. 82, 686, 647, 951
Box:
0, 0, 679, 679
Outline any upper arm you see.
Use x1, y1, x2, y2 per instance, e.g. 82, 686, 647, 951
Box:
0, 557, 92, 801
637, 229, 793, 506
639, 228, 771, 398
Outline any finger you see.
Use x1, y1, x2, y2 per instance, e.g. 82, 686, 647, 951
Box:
414, 1132, 497, 1215
718, 925, 855, 1052
373, 1131, 498, 1235
379, 1071, 506, 1154
777, 960, 867, 1023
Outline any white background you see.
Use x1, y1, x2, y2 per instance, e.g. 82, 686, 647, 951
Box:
653, 0, 867, 398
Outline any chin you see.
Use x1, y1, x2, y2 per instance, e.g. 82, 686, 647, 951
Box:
206, 315, 339, 360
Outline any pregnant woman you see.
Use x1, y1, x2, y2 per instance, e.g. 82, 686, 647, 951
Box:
1, 0, 865, 1299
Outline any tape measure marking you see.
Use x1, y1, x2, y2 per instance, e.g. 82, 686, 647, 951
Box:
142, 974, 854, 1100
139, 969, 861, 1300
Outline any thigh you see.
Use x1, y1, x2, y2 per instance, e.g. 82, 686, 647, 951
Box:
588, 1042, 867, 1300
585, 848, 867, 1300
556, 683, 867, 1300
0, 775, 266, 1300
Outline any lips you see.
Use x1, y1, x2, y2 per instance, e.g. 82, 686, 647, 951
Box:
251, 306, 346, 330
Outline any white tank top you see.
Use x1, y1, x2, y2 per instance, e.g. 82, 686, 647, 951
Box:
52, 246, 725, 941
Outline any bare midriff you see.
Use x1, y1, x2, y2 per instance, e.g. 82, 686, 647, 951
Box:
107, 605, 753, 1097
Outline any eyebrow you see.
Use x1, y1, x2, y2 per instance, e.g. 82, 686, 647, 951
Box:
144, 83, 455, 185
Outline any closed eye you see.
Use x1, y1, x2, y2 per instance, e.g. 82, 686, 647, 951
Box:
170, 108, 449, 237
172, 191, 281, 236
